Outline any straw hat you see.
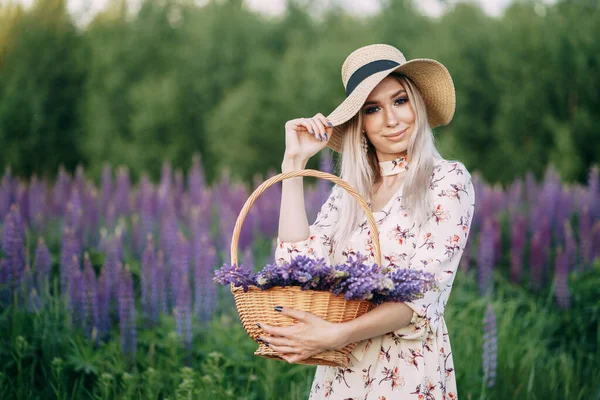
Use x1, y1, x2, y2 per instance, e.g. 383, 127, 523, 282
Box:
326, 44, 456, 153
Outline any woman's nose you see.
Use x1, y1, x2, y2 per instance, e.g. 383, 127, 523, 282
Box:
386, 108, 399, 127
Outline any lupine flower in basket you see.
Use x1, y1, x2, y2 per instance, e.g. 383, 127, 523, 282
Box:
213, 252, 437, 304
213, 263, 256, 292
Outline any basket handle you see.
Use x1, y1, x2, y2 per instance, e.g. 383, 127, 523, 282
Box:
230, 169, 382, 267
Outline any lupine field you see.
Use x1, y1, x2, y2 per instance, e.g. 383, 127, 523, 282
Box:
1, 151, 599, 399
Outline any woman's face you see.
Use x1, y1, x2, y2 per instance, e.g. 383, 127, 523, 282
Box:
361, 76, 415, 162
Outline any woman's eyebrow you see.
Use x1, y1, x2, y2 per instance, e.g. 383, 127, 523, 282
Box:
363, 89, 407, 106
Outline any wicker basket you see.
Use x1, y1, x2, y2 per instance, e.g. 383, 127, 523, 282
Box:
229, 169, 382, 367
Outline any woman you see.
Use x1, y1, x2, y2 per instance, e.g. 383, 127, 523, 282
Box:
258, 44, 475, 399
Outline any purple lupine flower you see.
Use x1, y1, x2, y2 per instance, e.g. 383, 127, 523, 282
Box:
253, 169, 281, 238
100, 164, 112, 216
154, 250, 168, 316
113, 229, 125, 263
104, 202, 117, 232
587, 165, 599, 220
156, 161, 172, 220
73, 165, 86, 203
509, 214, 527, 285
98, 235, 119, 318
222, 182, 252, 252
21, 264, 41, 312
525, 171, 538, 206
98, 228, 109, 254
97, 268, 112, 340
470, 173, 486, 232
333, 255, 382, 299
24, 265, 42, 313
579, 207, 592, 268
118, 265, 137, 355
214, 168, 231, 210
175, 273, 193, 356
563, 220, 578, 272
2, 204, 26, 298
538, 166, 561, 233
138, 175, 155, 257
19, 263, 32, 305
553, 247, 570, 310
0, 167, 13, 217
229, 182, 249, 217
529, 231, 544, 290
225, 253, 436, 303
65, 188, 84, 242
85, 188, 100, 246
218, 205, 237, 256
482, 303, 497, 388
213, 262, 257, 292
169, 232, 189, 311
130, 214, 140, 257
592, 222, 600, 264
554, 189, 573, 243
477, 218, 495, 296
28, 174, 47, 230
114, 166, 131, 217
34, 237, 51, 293
190, 205, 210, 247
506, 178, 523, 216
538, 216, 552, 265
188, 154, 206, 206
492, 217, 502, 266
83, 253, 100, 340
52, 166, 71, 216
68, 255, 84, 328
174, 169, 184, 218
160, 198, 178, 261
60, 226, 81, 294
141, 234, 155, 324
194, 234, 218, 323
241, 246, 255, 272
319, 149, 334, 174
16, 183, 28, 223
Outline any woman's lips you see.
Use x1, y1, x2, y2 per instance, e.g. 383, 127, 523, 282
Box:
385, 127, 408, 141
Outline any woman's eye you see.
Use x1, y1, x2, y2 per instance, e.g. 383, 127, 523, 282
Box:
395, 97, 408, 105
364, 106, 379, 114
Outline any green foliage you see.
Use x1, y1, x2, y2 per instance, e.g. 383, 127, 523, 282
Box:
0, 0, 86, 178
0, 0, 599, 184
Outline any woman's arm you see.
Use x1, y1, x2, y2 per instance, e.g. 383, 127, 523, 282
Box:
277, 113, 332, 243
278, 155, 310, 243
333, 302, 414, 348
258, 302, 414, 363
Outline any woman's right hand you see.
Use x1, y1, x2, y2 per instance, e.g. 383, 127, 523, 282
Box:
283, 113, 333, 162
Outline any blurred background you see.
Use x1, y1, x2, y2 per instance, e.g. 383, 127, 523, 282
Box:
0, 0, 598, 399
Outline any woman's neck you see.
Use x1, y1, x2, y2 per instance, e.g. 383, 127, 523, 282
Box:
375, 154, 409, 188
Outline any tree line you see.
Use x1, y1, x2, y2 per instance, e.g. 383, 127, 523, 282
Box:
0, 0, 598, 186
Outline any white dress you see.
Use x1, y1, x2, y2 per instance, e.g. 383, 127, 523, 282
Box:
275, 158, 475, 400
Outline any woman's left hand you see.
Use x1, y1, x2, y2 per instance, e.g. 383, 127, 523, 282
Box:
257, 306, 347, 364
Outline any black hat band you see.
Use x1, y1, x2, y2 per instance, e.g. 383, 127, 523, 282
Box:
345, 59, 401, 96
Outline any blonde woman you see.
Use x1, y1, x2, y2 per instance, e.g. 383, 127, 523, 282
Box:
259, 44, 475, 399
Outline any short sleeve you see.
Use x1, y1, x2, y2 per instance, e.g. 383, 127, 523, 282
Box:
274, 185, 342, 267
393, 161, 475, 340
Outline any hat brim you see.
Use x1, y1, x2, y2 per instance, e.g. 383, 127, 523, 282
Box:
325, 59, 455, 153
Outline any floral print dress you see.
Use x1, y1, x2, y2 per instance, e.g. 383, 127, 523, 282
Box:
274, 159, 475, 400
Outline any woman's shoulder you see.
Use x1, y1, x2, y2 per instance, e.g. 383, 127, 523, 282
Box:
430, 158, 472, 188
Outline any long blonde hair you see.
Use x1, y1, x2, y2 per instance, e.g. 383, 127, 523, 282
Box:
331, 74, 441, 255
